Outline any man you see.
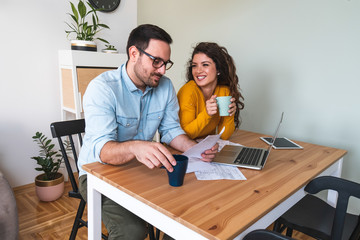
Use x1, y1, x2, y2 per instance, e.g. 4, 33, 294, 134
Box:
78, 24, 218, 239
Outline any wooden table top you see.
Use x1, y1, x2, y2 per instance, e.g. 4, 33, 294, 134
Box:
83, 129, 347, 240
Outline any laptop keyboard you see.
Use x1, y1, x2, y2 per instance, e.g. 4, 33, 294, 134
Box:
234, 148, 263, 165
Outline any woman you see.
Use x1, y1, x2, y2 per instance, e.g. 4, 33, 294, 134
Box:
177, 42, 244, 140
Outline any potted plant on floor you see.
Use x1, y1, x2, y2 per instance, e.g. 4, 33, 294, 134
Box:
31, 132, 68, 201
65, 0, 110, 51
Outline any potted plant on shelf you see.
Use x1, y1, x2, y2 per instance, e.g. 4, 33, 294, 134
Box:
102, 44, 118, 53
65, 0, 110, 51
31, 132, 68, 201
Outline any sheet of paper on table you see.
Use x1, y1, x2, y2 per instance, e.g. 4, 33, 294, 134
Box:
195, 164, 246, 180
185, 148, 246, 180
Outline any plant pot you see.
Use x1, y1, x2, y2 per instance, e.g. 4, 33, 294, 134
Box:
35, 173, 64, 202
71, 40, 97, 52
102, 49, 119, 54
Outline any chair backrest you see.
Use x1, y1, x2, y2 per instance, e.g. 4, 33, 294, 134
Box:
243, 229, 294, 240
304, 176, 360, 240
50, 119, 85, 198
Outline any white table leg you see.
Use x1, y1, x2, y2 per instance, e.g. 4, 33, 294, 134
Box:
327, 158, 343, 207
87, 174, 102, 240
87, 171, 207, 240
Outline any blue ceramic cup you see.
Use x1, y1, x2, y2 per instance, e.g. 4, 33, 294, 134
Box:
163, 155, 188, 187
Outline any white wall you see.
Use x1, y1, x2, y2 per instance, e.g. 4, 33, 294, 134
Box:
1, 0, 358, 214
0, 0, 136, 187
138, 0, 360, 213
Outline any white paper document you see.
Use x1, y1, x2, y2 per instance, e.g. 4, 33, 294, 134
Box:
183, 127, 225, 158
195, 164, 246, 180
183, 129, 246, 181
217, 139, 243, 151
186, 157, 246, 180
186, 157, 214, 173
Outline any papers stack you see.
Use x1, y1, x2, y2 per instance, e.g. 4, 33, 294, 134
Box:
183, 128, 246, 181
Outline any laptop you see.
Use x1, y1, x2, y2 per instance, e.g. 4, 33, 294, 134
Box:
213, 112, 284, 170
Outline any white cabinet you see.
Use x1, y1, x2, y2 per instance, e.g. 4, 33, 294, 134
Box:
58, 50, 127, 120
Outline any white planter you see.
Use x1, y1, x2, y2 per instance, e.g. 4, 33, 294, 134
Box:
102, 49, 119, 54
71, 40, 97, 52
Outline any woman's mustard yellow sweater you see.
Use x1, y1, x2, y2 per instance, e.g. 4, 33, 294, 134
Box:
177, 80, 235, 140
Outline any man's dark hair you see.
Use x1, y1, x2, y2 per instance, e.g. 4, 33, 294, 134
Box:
126, 24, 173, 59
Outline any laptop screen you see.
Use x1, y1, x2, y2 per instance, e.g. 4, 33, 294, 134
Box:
267, 112, 284, 152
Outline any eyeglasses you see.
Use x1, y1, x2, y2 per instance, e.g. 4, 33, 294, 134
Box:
136, 47, 174, 70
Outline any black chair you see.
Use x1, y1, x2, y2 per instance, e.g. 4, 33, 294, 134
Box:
50, 119, 108, 240
51, 119, 159, 240
243, 229, 294, 240
273, 176, 360, 240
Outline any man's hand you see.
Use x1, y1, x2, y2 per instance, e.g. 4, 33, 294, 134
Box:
169, 134, 219, 162
100, 140, 176, 172
200, 143, 219, 162
131, 141, 176, 172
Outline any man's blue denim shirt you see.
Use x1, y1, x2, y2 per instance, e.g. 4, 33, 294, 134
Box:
78, 63, 185, 176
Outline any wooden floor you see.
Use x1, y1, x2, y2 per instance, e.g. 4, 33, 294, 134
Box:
14, 179, 315, 240
14, 180, 94, 239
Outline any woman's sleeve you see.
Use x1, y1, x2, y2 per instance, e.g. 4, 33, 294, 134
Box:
218, 116, 235, 140
177, 86, 212, 139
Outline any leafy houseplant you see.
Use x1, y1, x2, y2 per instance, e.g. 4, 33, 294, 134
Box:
31, 132, 68, 201
104, 44, 117, 51
102, 44, 118, 53
65, 0, 110, 51
31, 132, 64, 181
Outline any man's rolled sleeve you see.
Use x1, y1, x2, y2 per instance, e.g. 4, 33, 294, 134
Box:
159, 83, 185, 144
161, 128, 185, 145
81, 79, 118, 164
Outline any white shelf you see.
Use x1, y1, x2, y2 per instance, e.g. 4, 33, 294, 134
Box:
58, 50, 127, 120
59, 50, 127, 68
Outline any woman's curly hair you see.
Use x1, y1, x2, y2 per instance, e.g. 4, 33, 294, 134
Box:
186, 42, 245, 127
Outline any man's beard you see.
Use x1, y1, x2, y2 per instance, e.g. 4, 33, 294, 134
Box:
134, 60, 162, 89
146, 73, 162, 88
134, 67, 162, 89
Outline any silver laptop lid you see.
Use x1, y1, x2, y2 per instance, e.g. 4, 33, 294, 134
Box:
266, 112, 284, 152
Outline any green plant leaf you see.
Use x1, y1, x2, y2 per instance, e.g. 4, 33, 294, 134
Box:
65, 22, 77, 33
45, 139, 51, 147
68, 14, 78, 25
92, 15, 97, 31
97, 38, 109, 44
48, 151, 56, 157
78, 0, 86, 19
70, 2, 79, 23
98, 23, 110, 29
48, 144, 55, 151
